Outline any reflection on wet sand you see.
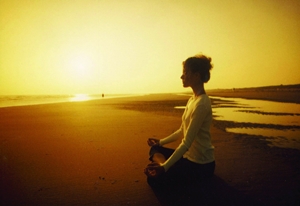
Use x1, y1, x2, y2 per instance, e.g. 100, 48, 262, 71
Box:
210, 97, 300, 149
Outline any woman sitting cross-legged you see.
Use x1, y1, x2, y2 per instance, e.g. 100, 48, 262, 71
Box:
144, 54, 215, 188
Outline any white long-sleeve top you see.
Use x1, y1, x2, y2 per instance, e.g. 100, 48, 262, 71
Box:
160, 94, 215, 171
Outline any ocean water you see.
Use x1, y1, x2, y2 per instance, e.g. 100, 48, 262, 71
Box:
0, 94, 136, 108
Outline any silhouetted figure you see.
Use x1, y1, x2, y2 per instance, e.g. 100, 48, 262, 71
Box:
144, 54, 215, 198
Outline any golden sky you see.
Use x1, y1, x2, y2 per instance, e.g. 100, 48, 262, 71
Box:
1, 0, 299, 95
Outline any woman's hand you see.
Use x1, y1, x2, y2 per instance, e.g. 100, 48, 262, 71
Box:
144, 162, 165, 178
147, 138, 160, 146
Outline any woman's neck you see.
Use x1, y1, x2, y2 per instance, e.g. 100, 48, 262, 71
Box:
192, 84, 205, 97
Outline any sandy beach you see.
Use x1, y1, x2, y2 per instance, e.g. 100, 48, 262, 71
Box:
1, 93, 299, 205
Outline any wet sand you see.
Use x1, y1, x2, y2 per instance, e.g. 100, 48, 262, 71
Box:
1, 93, 299, 205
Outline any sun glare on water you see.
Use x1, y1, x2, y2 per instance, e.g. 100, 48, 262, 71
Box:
70, 94, 91, 102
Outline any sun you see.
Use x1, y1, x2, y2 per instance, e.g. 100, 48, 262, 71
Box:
62, 49, 103, 93
69, 53, 91, 79
67, 51, 94, 84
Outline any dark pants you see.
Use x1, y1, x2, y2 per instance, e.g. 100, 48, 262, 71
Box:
147, 145, 215, 188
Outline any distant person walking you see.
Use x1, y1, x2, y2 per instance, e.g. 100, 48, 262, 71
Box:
144, 54, 215, 187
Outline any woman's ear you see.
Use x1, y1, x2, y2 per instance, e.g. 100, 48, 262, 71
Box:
195, 72, 202, 81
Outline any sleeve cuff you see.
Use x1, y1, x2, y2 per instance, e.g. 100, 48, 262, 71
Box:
158, 139, 162, 146
160, 162, 169, 172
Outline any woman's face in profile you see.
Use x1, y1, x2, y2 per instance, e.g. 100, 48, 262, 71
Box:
181, 66, 201, 88
181, 67, 193, 88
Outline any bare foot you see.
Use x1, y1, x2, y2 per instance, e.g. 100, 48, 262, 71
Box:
152, 153, 166, 164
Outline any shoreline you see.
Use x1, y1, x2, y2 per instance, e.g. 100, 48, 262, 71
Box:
0, 94, 145, 108
1, 87, 299, 109
1, 93, 299, 205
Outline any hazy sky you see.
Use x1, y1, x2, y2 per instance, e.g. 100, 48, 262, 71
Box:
1, 0, 299, 95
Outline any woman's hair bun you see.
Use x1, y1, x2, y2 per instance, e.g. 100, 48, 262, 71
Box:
183, 54, 213, 83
